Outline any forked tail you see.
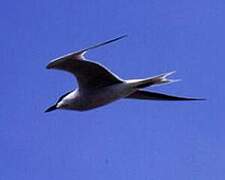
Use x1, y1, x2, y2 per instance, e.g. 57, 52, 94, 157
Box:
127, 71, 180, 89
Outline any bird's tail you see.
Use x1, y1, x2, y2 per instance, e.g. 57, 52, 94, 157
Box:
127, 71, 180, 89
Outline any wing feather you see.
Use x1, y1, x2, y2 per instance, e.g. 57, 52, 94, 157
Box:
126, 90, 205, 101
47, 58, 122, 91
46, 35, 127, 91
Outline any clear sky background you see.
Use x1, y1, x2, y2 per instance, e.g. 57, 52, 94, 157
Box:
1, 0, 225, 179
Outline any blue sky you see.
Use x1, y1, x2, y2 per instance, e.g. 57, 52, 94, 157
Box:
1, 0, 225, 179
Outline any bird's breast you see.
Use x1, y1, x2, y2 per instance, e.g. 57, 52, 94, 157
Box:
68, 83, 134, 111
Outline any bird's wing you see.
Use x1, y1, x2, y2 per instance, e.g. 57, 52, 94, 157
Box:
126, 90, 204, 101
50, 35, 127, 62
47, 35, 127, 90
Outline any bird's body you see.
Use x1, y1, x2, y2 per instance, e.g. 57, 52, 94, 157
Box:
45, 35, 203, 112
57, 82, 135, 111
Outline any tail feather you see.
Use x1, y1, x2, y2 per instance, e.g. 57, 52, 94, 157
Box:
129, 71, 179, 89
150, 71, 177, 84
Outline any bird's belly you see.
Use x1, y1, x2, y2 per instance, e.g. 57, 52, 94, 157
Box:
70, 83, 134, 111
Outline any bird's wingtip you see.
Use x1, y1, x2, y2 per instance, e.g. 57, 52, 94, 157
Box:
114, 34, 128, 41
120, 34, 128, 38
183, 97, 206, 101
194, 98, 206, 101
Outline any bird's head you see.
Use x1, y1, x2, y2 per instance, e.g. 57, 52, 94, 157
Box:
44, 104, 58, 113
45, 91, 73, 113
45, 101, 69, 112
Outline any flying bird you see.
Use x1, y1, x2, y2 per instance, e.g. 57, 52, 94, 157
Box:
45, 35, 203, 112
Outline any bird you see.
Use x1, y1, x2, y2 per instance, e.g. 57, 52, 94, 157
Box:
45, 35, 203, 112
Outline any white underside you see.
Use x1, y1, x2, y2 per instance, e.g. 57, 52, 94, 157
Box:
57, 82, 136, 111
